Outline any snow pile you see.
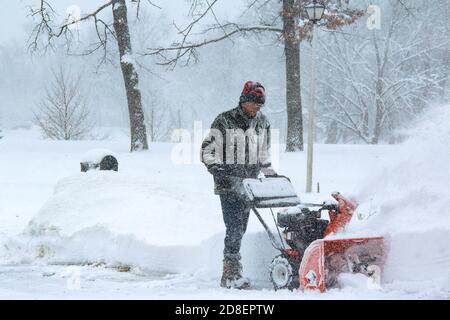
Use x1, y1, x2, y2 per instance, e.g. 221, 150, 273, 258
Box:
0, 170, 276, 283
346, 105, 450, 291
24, 171, 224, 246
0, 171, 219, 272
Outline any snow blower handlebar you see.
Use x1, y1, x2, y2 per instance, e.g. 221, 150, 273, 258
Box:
299, 193, 357, 237
251, 207, 285, 251
243, 178, 358, 250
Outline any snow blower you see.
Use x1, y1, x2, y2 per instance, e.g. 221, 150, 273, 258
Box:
242, 176, 386, 292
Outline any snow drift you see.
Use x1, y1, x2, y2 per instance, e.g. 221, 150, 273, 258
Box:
8, 172, 224, 274
26, 172, 222, 247
0, 170, 277, 284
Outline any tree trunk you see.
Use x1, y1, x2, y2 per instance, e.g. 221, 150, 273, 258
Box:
283, 0, 304, 152
112, 0, 148, 151
325, 120, 338, 144
441, 0, 450, 100
372, 77, 384, 144
150, 107, 155, 142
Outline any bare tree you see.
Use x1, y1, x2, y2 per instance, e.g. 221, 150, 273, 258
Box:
146, 0, 364, 151
28, 0, 153, 151
34, 67, 92, 140
316, 0, 449, 144
142, 92, 170, 142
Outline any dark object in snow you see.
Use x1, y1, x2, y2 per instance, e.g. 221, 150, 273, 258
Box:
80, 155, 118, 172
100, 155, 119, 171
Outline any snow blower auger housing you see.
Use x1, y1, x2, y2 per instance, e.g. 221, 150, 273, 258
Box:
242, 176, 386, 292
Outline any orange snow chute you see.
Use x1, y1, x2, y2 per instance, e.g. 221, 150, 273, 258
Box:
323, 192, 357, 237
299, 193, 386, 292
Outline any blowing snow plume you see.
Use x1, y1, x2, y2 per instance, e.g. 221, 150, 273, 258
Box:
346, 105, 450, 294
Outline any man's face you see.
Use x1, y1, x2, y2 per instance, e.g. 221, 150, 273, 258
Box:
241, 102, 263, 118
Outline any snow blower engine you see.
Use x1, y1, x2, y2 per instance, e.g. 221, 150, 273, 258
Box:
242, 176, 386, 292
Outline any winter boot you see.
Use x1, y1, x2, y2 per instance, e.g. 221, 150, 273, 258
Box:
220, 254, 251, 289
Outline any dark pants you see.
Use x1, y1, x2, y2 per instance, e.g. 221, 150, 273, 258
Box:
219, 194, 250, 257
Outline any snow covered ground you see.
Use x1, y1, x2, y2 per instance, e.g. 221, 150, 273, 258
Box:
0, 106, 449, 299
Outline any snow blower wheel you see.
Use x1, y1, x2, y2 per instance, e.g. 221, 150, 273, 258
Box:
269, 255, 299, 290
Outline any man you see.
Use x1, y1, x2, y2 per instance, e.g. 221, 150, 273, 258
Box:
201, 81, 277, 289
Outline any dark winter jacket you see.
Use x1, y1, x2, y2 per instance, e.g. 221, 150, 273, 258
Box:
201, 105, 273, 195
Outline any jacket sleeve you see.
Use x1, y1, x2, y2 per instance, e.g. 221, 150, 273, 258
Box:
200, 115, 226, 175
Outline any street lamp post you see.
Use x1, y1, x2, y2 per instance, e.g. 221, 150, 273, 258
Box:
305, 0, 325, 193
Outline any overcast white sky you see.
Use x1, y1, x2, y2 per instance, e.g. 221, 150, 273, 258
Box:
0, 0, 244, 44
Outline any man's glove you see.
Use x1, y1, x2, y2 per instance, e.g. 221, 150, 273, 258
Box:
261, 167, 278, 177
207, 164, 227, 177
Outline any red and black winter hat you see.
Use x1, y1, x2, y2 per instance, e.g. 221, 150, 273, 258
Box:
239, 81, 266, 105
